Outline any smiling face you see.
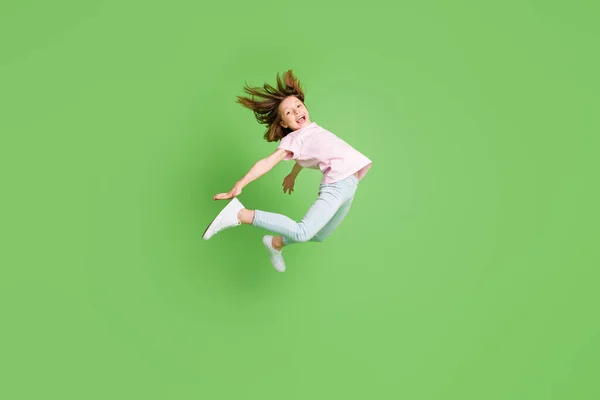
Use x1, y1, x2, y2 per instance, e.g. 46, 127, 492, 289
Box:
279, 96, 311, 131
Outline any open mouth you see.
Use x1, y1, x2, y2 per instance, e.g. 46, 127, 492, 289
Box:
296, 116, 306, 124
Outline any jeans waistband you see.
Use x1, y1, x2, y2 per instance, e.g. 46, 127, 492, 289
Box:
321, 174, 359, 189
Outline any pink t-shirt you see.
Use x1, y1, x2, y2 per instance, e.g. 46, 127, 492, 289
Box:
277, 122, 372, 184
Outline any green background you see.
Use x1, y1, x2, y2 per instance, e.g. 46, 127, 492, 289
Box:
1, 0, 599, 399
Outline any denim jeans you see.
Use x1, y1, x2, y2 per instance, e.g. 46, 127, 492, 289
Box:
252, 175, 359, 245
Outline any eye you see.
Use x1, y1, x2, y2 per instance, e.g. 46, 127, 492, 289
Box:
286, 111, 290, 115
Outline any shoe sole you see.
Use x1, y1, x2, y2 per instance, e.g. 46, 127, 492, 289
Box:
203, 198, 241, 240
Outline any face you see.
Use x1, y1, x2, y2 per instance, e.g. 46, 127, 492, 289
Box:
279, 96, 311, 131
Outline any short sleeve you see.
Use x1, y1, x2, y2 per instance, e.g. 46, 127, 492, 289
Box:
277, 135, 302, 161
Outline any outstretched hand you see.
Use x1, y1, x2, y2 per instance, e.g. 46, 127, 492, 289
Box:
282, 174, 296, 195
214, 184, 242, 200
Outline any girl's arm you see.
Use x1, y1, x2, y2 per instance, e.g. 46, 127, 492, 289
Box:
290, 162, 303, 177
238, 148, 290, 187
213, 148, 290, 200
282, 162, 303, 195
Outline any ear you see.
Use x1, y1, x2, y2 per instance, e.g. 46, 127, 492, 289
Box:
279, 120, 288, 129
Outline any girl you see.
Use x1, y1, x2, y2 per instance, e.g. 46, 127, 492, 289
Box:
203, 70, 372, 272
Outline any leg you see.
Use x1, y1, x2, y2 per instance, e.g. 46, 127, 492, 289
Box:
237, 210, 285, 250
252, 184, 346, 244
310, 197, 354, 242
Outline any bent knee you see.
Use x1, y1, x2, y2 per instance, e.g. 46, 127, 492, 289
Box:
292, 226, 314, 243
294, 232, 313, 243
311, 234, 326, 243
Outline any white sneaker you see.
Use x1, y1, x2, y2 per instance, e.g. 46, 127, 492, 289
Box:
203, 198, 244, 240
263, 235, 286, 272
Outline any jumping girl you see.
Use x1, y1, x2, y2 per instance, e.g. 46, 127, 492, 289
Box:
203, 70, 372, 272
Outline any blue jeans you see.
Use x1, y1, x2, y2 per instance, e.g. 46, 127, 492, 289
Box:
252, 175, 359, 245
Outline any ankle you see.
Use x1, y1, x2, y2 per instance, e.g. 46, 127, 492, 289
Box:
237, 208, 254, 225
272, 236, 284, 251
